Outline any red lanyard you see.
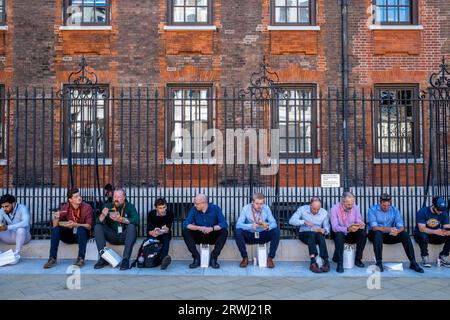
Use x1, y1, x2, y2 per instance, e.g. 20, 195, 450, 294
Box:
339, 205, 349, 226
251, 206, 262, 225
69, 206, 81, 223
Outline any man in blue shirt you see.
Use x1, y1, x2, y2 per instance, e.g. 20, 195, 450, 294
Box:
368, 193, 423, 273
414, 196, 450, 268
235, 193, 280, 268
182, 194, 228, 269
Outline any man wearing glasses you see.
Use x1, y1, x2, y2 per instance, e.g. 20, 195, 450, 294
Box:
182, 194, 228, 269
330, 192, 367, 273
368, 193, 424, 273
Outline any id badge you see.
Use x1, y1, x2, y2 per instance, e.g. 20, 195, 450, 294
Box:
118, 226, 123, 234
73, 227, 78, 234
254, 231, 260, 239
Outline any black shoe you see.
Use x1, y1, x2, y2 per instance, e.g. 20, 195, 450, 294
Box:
336, 263, 344, 273
94, 258, 109, 269
120, 259, 130, 270
161, 255, 172, 270
189, 257, 200, 269
410, 262, 424, 273
210, 257, 220, 269
376, 262, 384, 272
355, 259, 365, 268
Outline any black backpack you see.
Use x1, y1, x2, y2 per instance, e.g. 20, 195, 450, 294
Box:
132, 238, 163, 268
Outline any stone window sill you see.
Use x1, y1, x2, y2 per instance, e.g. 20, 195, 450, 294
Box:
368, 24, 423, 30
267, 25, 320, 31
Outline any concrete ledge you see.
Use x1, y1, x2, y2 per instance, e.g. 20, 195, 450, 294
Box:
0, 238, 443, 262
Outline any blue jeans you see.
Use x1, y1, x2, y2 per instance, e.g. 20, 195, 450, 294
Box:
234, 228, 280, 259
49, 226, 89, 259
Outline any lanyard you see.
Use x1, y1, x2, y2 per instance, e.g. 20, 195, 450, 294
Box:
339, 205, 349, 226
69, 205, 81, 223
251, 206, 262, 225
6, 204, 18, 224
113, 204, 125, 223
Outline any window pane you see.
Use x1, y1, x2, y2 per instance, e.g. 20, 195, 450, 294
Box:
399, 7, 410, 22
186, 0, 196, 5
185, 7, 196, 22
275, 8, 286, 22
83, 7, 95, 23
197, 7, 208, 22
173, 7, 184, 22
287, 7, 297, 22
174, 0, 184, 5
275, 0, 285, 5
287, 0, 297, 6
95, 7, 106, 23
197, 0, 207, 5
387, 0, 398, 5
299, 7, 309, 23
399, 0, 410, 5
298, 0, 309, 7
387, 7, 398, 22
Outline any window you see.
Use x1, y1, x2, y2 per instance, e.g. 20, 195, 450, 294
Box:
64, 0, 110, 26
274, 85, 317, 158
375, 85, 420, 158
271, 0, 316, 25
64, 85, 108, 158
373, 0, 418, 25
168, 0, 213, 25
167, 86, 212, 159
0, 0, 5, 25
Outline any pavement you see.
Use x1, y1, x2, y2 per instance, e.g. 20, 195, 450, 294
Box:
0, 259, 450, 300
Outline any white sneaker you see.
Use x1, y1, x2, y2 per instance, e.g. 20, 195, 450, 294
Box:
9, 253, 20, 265
421, 256, 432, 268
439, 255, 450, 268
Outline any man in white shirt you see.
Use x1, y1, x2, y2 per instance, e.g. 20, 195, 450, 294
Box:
0, 194, 32, 263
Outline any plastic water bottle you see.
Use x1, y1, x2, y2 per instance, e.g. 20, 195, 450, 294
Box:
253, 257, 257, 266
138, 253, 145, 265
437, 258, 441, 268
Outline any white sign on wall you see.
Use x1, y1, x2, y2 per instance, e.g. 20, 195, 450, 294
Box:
321, 174, 341, 188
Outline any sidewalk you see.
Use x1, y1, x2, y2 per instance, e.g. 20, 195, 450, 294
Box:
0, 259, 449, 300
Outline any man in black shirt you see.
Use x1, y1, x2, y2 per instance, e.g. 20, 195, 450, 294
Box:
147, 198, 174, 270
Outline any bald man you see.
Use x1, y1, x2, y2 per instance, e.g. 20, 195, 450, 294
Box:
182, 194, 228, 269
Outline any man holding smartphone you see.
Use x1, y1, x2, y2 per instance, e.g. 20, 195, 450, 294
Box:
368, 193, 423, 273
414, 196, 450, 268
330, 192, 367, 273
43, 188, 93, 269
235, 193, 280, 268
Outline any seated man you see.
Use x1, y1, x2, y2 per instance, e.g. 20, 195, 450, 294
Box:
94, 187, 139, 270
414, 196, 450, 268
235, 193, 280, 268
330, 192, 367, 273
43, 188, 93, 268
368, 193, 423, 273
0, 194, 32, 263
182, 194, 228, 269
289, 197, 330, 273
146, 198, 174, 270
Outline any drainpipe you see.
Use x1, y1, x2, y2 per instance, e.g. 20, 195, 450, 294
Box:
341, 0, 349, 191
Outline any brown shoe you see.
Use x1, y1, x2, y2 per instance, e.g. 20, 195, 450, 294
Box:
267, 257, 275, 268
321, 261, 330, 273
309, 262, 322, 273
73, 257, 85, 268
43, 257, 57, 269
239, 257, 249, 268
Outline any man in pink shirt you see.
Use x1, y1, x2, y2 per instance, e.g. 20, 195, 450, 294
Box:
330, 192, 367, 273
